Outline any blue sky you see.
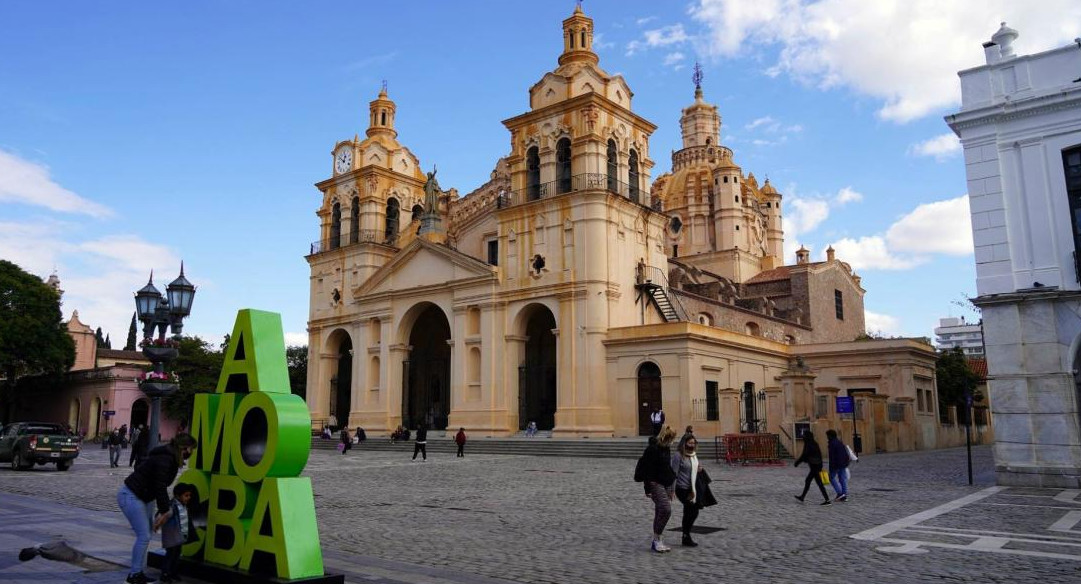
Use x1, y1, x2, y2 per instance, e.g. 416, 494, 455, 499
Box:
3, 1, 1080, 347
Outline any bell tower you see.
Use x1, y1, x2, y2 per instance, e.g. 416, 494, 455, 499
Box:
680, 63, 721, 148
558, 3, 598, 68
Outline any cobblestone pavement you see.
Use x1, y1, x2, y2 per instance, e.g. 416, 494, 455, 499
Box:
2, 443, 1080, 583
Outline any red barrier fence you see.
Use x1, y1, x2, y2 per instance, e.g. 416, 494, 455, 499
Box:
719, 433, 784, 466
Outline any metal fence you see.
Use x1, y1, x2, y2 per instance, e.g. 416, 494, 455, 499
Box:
496, 173, 651, 209
309, 229, 392, 254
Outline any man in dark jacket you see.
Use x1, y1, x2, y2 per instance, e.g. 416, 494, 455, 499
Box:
412, 424, 428, 461
107, 429, 123, 468
826, 429, 851, 502
117, 434, 196, 584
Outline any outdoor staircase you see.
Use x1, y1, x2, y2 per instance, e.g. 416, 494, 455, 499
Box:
311, 434, 728, 460
646, 285, 681, 322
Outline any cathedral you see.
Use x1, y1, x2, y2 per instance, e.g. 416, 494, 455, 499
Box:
304, 6, 966, 455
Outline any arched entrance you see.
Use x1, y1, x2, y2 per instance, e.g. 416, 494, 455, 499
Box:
330, 336, 353, 429
637, 362, 662, 435
68, 398, 80, 434
130, 399, 149, 429
404, 304, 451, 430
519, 306, 557, 431
89, 397, 102, 438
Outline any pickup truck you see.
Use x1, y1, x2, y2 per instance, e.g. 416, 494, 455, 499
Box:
0, 422, 80, 471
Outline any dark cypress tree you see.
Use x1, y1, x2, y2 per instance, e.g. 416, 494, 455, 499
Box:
124, 312, 137, 351
104, 334, 111, 349
95, 327, 105, 348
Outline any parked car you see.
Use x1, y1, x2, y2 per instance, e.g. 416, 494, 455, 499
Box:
0, 422, 81, 471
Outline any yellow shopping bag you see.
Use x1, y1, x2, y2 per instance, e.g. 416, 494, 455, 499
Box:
819, 469, 830, 484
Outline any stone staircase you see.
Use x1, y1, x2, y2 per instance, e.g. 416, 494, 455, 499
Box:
311, 433, 729, 460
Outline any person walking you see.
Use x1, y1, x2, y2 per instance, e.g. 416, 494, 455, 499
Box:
412, 423, 428, 461
108, 429, 123, 468
130, 425, 149, 468
117, 433, 197, 584
826, 429, 851, 502
671, 433, 705, 547
152, 483, 195, 583
340, 427, 352, 455
641, 426, 677, 552
454, 427, 467, 457
794, 432, 831, 505
649, 407, 665, 436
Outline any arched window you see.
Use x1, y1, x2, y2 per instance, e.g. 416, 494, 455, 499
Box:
380, 111, 386, 125
706, 138, 711, 145
628, 149, 640, 203
385, 198, 400, 241
745, 322, 760, 336
411, 204, 424, 221
557, 137, 572, 194
350, 196, 360, 244
570, 31, 575, 49
581, 31, 586, 48
607, 139, 618, 193
330, 202, 342, 250
527, 146, 541, 201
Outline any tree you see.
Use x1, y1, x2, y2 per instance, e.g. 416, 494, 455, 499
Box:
104, 333, 111, 349
287, 345, 308, 400
95, 327, 106, 348
124, 312, 137, 351
162, 336, 224, 425
0, 260, 76, 422
935, 347, 982, 423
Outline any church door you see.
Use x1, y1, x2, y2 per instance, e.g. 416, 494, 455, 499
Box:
637, 362, 662, 435
130, 399, 149, 430
333, 338, 353, 428
405, 304, 451, 430
519, 307, 557, 431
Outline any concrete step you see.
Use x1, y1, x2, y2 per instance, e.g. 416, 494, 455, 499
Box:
311, 436, 730, 460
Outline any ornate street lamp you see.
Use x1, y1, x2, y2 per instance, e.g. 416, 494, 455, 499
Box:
133, 264, 196, 450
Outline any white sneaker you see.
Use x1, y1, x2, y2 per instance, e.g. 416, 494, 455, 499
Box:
651, 539, 671, 553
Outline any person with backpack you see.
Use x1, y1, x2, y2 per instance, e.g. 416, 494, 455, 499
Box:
636, 426, 677, 553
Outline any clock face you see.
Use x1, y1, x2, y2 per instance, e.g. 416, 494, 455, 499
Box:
335, 149, 353, 174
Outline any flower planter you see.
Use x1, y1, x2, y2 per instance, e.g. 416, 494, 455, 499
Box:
139, 381, 179, 398
142, 347, 179, 362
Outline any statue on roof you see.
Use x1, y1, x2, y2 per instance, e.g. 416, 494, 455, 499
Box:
424, 167, 442, 214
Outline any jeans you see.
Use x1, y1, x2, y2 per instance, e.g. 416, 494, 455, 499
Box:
117, 485, 155, 575
829, 468, 849, 497
109, 445, 121, 467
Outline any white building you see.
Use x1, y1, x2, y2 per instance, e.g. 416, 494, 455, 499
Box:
934, 317, 984, 357
947, 24, 1081, 487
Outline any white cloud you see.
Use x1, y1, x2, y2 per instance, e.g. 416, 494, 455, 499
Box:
909, 132, 961, 161
743, 115, 802, 146
690, 0, 1081, 122
664, 52, 686, 66
829, 235, 923, 271
784, 198, 830, 237
0, 149, 113, 217
0, 219, 178, 351
834, 187, 863, 205
284, 332, 309, 347
627, 24, 690, 55
593, 32, 615, 50
865, 310, 903, 336
746, 116, 776, 130
886, 195, 972, 255
637, 16, 657, 26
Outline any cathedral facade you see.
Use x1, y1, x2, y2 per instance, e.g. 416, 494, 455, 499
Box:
305, 7, 963, 454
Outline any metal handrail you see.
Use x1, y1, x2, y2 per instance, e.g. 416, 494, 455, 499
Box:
496, 173, 650, 209
309, 229, 394, 255
637, 264, 689, 321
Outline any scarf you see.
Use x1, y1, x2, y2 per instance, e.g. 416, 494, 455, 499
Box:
687, 452, 699, 500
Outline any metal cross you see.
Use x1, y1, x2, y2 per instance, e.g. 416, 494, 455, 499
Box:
692, 62, 704, 89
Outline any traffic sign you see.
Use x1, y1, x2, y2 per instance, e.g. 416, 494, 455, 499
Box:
836, 396, 854, 414
102, 410, 116, 417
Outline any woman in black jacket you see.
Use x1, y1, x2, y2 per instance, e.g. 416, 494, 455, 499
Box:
117, 433, 197, 584
793, 432, 832, 505
642, 426, 678, 553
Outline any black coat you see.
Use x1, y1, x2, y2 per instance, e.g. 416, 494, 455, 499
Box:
123, 444, 182, 514
795, 439, 823, 467
641, 443, 676, 490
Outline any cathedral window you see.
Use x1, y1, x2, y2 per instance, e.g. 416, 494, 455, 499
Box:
557, 138, 572, 194
411, 204, 424, 221
1064, 145, 1081, 283
330, 202, 342, 250
385, 198, 400, 241
581, 31, 586, 48
570, 31, 575, 49
628, 149, 640, 203
834, 289, 844, 320
527, 146, 541, 201
381, 111, 386, 125
350, 196, 360, 244
723, 176, 728, 183
487, 239, 499, 266
607, 140, 618, 193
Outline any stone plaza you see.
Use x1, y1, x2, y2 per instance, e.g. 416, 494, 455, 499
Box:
1, 443, 1079, 583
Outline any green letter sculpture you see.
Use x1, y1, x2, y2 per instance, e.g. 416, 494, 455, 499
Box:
184, 309, 324, 579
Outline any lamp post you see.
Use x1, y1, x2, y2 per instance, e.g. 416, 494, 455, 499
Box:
134, 264, 196, 450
